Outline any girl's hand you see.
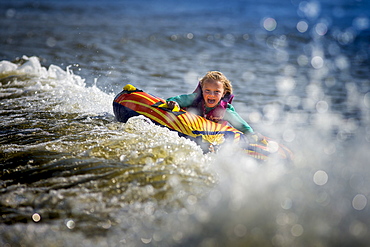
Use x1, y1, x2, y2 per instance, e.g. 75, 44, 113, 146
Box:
167, 101, 179, 110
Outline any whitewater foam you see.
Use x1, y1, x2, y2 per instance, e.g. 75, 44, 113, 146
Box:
0, 56, 114, 115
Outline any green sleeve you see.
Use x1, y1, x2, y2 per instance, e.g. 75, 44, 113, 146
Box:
224, 104, 254, 134
166, 93, 197, 108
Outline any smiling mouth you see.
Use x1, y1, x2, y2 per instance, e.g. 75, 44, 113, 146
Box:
207, 99, 216, 105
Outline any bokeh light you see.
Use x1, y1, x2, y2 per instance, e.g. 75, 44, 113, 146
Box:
352, 194, 367, 211
315, 22, 328, 36
311, 56, 324, 69
313, 170, 328, 186
297, 20, 309, 33
263, 17, 277, 31
32, 213, 41, 222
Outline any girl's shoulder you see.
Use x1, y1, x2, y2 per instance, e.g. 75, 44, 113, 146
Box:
226, 103, 236, 111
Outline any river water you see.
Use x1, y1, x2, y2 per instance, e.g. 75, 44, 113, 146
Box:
1, 0, 370, 246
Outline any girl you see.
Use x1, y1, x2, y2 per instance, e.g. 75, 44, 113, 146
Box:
167, 71, 255, 136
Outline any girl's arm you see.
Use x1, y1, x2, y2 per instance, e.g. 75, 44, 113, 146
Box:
166, 93, 197, 108
224, 104, 254, 134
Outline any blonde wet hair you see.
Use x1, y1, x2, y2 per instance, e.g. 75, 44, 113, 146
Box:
199, 71, 233, 95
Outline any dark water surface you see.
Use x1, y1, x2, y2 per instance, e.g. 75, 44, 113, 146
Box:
1, 0, 370, 246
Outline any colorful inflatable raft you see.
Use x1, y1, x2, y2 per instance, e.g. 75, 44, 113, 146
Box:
113, 84, 293, 161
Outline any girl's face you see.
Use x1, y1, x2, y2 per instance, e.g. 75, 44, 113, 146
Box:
201, 79, 225, 108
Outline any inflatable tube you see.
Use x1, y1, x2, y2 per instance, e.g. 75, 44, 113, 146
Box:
113, 84, 293, 161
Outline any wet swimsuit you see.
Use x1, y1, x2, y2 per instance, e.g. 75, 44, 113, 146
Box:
167, 89, 254, 134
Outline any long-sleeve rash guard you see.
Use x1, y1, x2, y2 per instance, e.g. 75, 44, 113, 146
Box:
167, 93, 254, 134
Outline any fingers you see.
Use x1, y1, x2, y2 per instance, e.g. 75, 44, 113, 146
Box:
167, 101, 179, 110
167, 101, 174, 109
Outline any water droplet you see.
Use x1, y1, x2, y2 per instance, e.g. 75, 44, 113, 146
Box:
313, 170, 328, 186
315, 23, 328, 36
66, 219, 75, 229
32, 213, 41, 222
263, 17, 277, 31
281, 198, 293, 209
297, 20, 309, 33
291, 224, 304, 237
311, 56, 324, 69
141, 237, 152, 244
100, 220, 112, 229
186, 33, 194, 39
352, 194, 367, 211
316, 100, 328, 113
